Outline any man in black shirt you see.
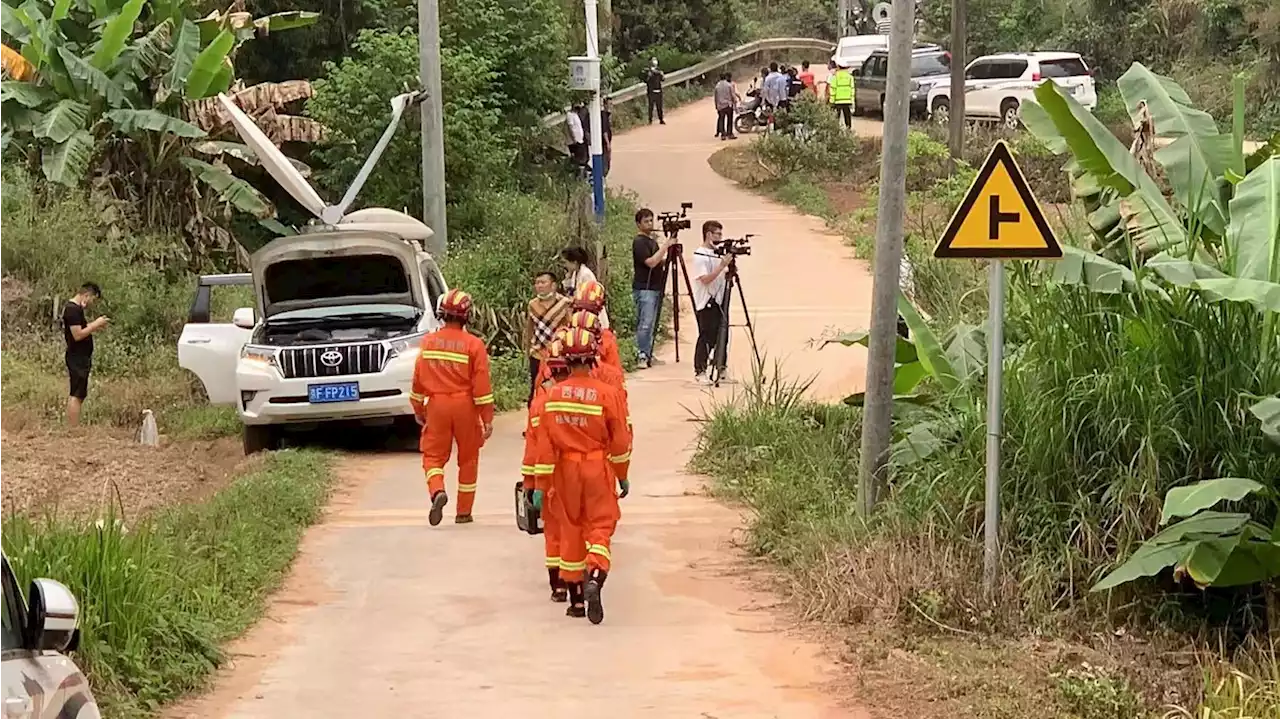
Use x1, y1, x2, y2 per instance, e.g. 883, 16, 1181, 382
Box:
645, 58, 665, 125
62, 282, 109, 426
631, 208, 673, 367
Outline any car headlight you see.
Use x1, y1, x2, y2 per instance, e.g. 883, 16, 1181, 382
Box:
388, 332, 427, 357
240, 345, 278, 366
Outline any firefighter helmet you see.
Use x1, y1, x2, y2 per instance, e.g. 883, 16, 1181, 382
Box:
545, 339, 568, 371
573, 281, 606, 313
437, 289, 473, 322
568, 309, 603, 336
560, 328, 599, 362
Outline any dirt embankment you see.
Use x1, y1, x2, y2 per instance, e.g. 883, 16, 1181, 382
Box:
1, 425, 248, 519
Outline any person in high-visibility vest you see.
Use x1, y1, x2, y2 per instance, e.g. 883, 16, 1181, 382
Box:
828, 61, 855, 130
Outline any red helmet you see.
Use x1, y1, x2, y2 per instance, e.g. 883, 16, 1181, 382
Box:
560, 327, 599, 362
573, 281, 606, 313
437, 289, 473, 322
568, 310, 603, 337
545, 339, 569, 371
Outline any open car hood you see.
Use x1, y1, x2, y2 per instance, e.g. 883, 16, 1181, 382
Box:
251, 230, 423, 317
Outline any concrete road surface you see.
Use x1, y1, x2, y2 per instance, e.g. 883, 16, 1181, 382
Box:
167, 93, 875, 719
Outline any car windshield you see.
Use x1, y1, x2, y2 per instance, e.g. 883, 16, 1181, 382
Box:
911, 53, 951, 77
270, 303, 419, 323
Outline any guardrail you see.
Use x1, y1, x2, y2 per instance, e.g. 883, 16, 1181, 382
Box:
541, 36, 835, 128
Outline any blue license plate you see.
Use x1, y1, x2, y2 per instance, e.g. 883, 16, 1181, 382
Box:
308, 382, 360, 404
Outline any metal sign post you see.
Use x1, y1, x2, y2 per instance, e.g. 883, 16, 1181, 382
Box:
932, 140, 1062, 599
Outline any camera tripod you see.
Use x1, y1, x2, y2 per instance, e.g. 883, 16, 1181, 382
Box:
709, 254, 761, 387
663, 239, 697, 363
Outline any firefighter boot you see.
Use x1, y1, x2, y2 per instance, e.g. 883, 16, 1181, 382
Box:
585, 568, 608, 625
565, 582, 586, 618
428, 491, 449, 527
455, 514, 474, 524
548, 568, 567, 603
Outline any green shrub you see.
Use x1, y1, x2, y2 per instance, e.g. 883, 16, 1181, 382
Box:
757, 94, 875, 177
3, 450, 333, 718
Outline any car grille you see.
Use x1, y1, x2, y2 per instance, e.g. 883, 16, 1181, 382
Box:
278, 343, 389, 379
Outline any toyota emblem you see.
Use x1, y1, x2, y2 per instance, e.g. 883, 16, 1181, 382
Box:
319, 350, 343, 368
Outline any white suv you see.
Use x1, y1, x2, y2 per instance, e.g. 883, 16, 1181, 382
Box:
2, 554, 101, 719
926, 52, 1097, 128
177, 91, 450, 454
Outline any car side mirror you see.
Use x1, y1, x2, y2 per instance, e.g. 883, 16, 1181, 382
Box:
24, 579, 79, 652
232, 307, 256, 329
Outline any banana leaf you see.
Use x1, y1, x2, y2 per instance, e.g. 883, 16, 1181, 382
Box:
33, 98, 88, 142
1161, 477, 1266, 524
180, 156, 273, 218
821, 329, 919, 364
89, 0, 144, 70
1225, 157, 1279, 283
1179, 529, 1280, 587
1, 80, 57, 108
41, 129, 94, 185
159, 18, 199, 101
58, 47, 130, 107
252, 11, 319, 33
1189, 277, 1280, 313
104, 108, 205, 138
897, 293, 961, 396
1250, 396, 1280, 444
1091, 511, 1253, 592
183, 29, 233, 99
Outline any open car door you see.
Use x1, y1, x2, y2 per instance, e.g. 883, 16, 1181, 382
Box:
178, 274, 253, 406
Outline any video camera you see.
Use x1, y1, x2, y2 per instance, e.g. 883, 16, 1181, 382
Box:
714, 234, 754, 257
658, 202, 694, 238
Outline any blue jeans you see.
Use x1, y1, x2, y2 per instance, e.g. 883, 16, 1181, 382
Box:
632, 289, 662, 359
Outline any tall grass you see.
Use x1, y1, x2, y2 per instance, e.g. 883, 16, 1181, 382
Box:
3, 450, 333, 717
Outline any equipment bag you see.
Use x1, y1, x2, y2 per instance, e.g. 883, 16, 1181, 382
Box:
514, 480, 544, 535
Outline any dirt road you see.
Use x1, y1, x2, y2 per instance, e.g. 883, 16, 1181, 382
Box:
168, 94, 874, 718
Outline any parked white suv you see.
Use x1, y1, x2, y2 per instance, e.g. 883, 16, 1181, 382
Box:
926, 52, 1097, 128
177, 91, 449, 454
2, 554, 100, 719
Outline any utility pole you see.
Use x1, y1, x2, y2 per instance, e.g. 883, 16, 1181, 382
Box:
584, 0, 605, 223
418, 0, 448, 258
857, 0, 913, 516
947, 0, 966, 173
600, 0, 612, 56
838, 0, 850, 37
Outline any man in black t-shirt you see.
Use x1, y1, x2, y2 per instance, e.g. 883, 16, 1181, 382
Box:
631, 208, 673, 367
62, 282, 109, 426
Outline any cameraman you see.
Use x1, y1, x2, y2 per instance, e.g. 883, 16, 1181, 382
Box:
632, 208, 673, 367
692, 221, 732, 385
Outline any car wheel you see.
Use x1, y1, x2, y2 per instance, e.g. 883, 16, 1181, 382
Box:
931, 97, 950, 124
1001, 100, 1020, 130
243, 425, 279, 455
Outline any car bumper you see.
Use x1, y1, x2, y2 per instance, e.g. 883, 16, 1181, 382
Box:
909, 95, 929, 117
236, 353, 417, 426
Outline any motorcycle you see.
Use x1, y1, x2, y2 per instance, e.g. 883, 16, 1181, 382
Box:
734, 88, 770, 134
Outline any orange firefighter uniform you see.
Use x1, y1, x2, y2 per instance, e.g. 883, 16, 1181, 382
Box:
409, 289, 495, 525
521, 343, 571, 601
532, 329, 631, 623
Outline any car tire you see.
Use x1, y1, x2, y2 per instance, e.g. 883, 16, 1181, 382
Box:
1001, 99, 1021, 130
931, 97, 950, 124
243, 425, 279, 455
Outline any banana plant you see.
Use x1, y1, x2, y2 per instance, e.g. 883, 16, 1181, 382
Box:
1091, 477, 1280, 592
822, 294, 985, 468
0, 0, 316, 216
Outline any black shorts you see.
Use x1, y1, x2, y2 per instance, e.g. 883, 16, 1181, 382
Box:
67, 361, 91, 400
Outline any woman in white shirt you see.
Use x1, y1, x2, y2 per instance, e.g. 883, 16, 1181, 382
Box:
560, 246, 610, 328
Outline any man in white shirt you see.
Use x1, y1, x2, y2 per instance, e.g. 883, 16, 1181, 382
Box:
566, 101, 587, 167
762, 62, 790, 110
691, 220, 733, 385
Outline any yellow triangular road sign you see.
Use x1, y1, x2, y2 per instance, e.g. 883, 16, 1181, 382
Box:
933, 140, 1062, 260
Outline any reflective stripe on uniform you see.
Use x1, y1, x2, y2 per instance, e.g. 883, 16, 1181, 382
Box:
409, 391, 425, 402
533, 463, 556, 475
421, 350, 469, 363
530, 416, 541, 427
545, 556, 561, 568
587, 543, 611, 561
426, 468, 445, 478
458, 482, 477, 492
474, 393, 495, 405
559, 558, 587, 572
609, 451, 630, 464
545, 401, 603, 416
520, 464, 535, 475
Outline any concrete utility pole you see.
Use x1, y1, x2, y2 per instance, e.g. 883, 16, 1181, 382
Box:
418, 0, 448, 258
857, 0, 913, 516
947, 0, 966, 173
584, 0, 605, 223
838, 0, 850, 37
